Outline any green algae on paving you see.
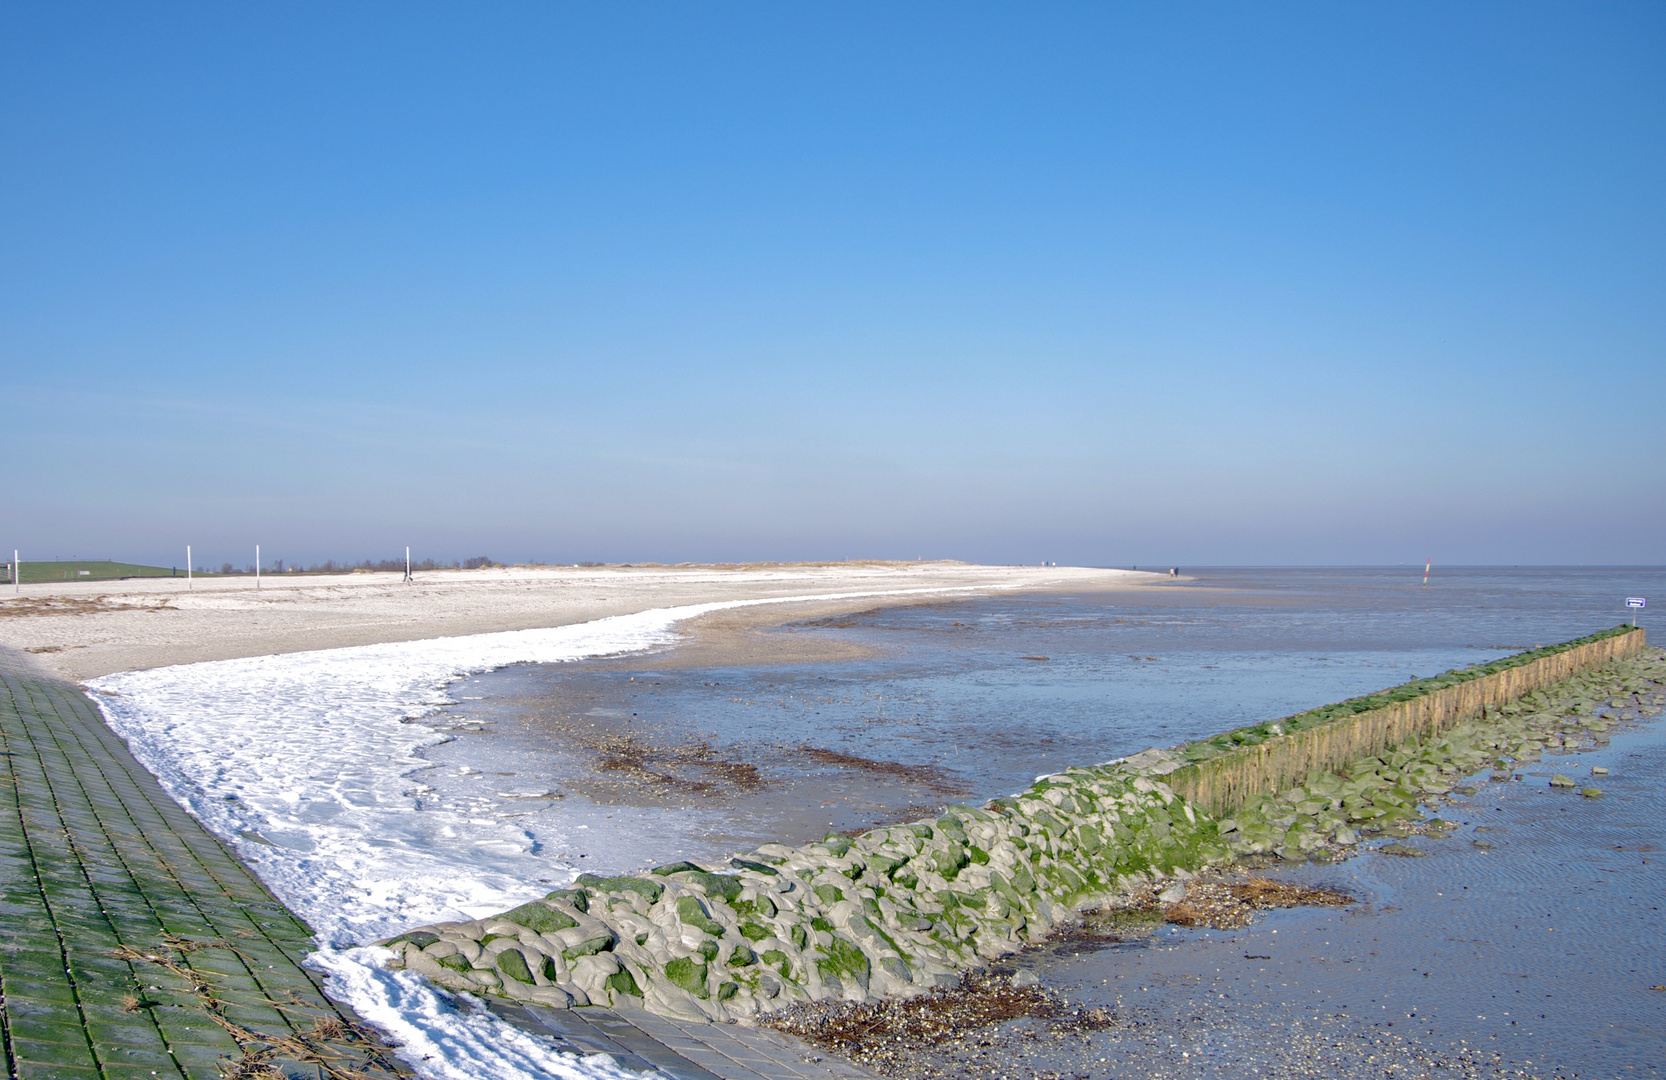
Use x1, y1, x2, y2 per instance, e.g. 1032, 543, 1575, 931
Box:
386, 636, 1662, 1025
0, 665, 404, 1079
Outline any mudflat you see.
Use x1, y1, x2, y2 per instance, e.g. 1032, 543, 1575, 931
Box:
0, 561, 1167, 680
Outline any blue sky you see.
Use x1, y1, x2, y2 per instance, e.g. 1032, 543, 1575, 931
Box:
3, 2, 1662, 568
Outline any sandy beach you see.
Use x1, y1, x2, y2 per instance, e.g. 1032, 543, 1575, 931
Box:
0, 561, 1167, 681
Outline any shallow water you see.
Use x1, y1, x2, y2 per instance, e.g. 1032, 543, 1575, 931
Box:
427, 566, 1663, 873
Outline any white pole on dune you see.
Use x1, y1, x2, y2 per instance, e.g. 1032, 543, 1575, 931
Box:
12, 551, 17, 596
256, 545, 261, 590
187, 546, 192, 591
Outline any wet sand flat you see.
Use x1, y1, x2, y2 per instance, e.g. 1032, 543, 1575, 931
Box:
839, 710, 1665, 1080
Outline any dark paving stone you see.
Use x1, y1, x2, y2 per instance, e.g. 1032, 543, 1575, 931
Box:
0, 668, 407, 1079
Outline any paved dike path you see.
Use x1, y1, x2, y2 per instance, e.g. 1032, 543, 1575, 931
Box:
0, 655, 406, 1079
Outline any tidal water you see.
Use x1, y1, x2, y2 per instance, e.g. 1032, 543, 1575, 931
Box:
423, 566, 1662, 873
418, 566, 1663, 1078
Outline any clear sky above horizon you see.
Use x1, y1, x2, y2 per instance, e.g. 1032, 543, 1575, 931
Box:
3, 3, 1662, 569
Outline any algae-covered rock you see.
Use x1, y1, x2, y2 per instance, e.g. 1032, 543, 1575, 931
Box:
678, 871, 744, 901
496, 949, 535, 984
652, 861, 704, 876
501, 901, 578, 935
817, 934, 870, 991
677, 895, 725, 937
575, 874, 665, 902
664, 956, 709, 998
605, 966, 643, 998
544, 888, 590, 912
562, 934, 614, 961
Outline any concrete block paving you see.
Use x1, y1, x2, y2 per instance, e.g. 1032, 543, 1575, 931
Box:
0, 665, 405, 1079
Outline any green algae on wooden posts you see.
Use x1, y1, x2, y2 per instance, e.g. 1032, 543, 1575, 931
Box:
1166, 625, 1647, 816
1215, 648, 1664, 858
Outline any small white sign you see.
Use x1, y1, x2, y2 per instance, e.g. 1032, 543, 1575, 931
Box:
1626, 597, 1646, 609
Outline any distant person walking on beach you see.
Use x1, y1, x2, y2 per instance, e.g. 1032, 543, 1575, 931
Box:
1169, 568, 1178, 577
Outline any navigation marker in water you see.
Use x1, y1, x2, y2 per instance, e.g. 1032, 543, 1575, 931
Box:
1423, 558, 1432, 586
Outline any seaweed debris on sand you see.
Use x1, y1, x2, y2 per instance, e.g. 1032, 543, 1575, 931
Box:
763, 970, 1113, 1075
1158, 874, 1351, 930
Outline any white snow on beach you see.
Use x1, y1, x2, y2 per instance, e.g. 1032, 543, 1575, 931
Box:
86, 587, 972, 1079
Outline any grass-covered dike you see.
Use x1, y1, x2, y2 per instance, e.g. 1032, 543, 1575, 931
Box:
385, 626, 1657, 1024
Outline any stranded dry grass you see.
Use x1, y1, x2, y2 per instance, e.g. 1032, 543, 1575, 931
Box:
1162, 876, 1352, 930
764, 970, 1113, 1073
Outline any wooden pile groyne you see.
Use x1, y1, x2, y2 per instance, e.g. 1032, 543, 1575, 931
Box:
1164, 625, 1648, 817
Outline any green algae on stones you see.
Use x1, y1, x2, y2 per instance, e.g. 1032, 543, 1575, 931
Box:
818, 935, 871, 990
563, 934, 614, 960
496, 949, 535, 983
502, 900, 579, 934
575, 873, 665, 902
678, 895, 726, 936
666, 956, 710, 998
544, 888, 590, 912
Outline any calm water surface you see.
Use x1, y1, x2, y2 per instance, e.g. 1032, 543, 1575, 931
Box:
423, 567, 1662, 872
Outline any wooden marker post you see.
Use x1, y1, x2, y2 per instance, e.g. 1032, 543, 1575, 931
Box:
187, 545, 192, 591
256, 545, 261, 590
